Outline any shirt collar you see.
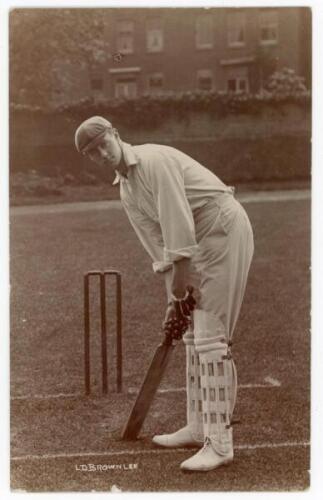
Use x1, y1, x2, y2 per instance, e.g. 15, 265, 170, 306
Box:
112, 141, 138, 185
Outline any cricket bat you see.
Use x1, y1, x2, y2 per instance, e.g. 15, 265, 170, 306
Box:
121, 335, 175, 440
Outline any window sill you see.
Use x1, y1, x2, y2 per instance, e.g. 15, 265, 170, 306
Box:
226, 91, 249, 95
196, 45, 214, 50
196, 88, 215, 93
228, 42, 246, 49
116, 50, 134, 55
259, 40, 278, 46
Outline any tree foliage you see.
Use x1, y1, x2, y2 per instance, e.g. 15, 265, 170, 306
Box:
10, 8, 110, 105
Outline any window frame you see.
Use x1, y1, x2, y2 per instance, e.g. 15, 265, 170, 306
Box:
195, 15, 214, 50
116, 20, 135, 55
146, 18, 164, 53
259, 10, 279, 46
227, 11, 246, 48
227, 75, 249, 94
114, 76, 138, 99
147, 72, 164, 94
196, 69, 214, 91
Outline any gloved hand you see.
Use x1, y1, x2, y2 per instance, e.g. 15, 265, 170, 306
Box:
171, 285, 196, 319
162, 286, 196, 341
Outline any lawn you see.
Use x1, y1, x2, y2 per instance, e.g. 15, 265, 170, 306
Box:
10, 197, 310, 492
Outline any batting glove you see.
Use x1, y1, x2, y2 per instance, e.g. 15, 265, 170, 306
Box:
171, 285, 196, 319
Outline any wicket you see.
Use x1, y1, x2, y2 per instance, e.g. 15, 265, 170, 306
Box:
84, 270, 122, 395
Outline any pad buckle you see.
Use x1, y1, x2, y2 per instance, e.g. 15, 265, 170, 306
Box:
222, 340, 233, 360
225, 418, 241, 429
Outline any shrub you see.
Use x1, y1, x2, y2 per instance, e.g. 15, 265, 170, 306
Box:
264, 67, 309, 99
10, 88, 310, 129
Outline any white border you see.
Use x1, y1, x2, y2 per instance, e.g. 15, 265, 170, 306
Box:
0, 2, 10, 500
1, 1, 322, 499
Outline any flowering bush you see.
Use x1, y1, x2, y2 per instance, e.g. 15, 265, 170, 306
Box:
264, 67, 309, 98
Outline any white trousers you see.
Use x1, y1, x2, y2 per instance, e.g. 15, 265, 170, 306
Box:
183, 193, 254, 437
190, 192, 254, 341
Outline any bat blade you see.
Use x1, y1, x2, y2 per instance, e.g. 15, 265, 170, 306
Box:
121, 340, 175, 440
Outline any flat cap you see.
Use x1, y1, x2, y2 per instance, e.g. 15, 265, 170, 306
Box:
74, 116, 112, 154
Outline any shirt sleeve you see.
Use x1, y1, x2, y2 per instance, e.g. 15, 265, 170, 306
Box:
147, 149, 198, 262
122, 198, 173, 273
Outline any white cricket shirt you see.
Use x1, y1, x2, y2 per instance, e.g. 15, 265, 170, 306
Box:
113, 142, 233, 273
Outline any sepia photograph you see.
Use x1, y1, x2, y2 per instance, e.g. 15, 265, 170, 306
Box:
6, 1, 316, 494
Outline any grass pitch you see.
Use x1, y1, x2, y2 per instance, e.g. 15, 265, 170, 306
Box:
10, 196, 310, 492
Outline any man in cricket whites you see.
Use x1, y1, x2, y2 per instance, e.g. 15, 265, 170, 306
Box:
74, 116, 254, 472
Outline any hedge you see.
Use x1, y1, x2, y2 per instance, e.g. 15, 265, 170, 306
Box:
10, 89, 311, 130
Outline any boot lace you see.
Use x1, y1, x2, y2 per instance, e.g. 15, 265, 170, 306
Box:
200, 436, 212, 454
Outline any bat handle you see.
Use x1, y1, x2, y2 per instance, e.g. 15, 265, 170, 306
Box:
163, 333, 175, 346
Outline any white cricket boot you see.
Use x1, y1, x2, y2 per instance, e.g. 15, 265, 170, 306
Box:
152, 424, 202, 448
180, 309, 236, 471
152, 328, 204, 449
180, 430, 233, 471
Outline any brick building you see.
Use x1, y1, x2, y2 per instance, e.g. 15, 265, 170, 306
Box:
52, 7, 311, 105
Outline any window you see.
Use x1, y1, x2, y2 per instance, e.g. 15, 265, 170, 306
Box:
226, 66, 249, 93
146, 18, 163, 53
227, 76, 249, 93
259, 10, 278, 45
115, 77, 137, 99
196, 15, 213, 49
147, 73, 164, 94
227, 11, 246, 47
197, 69, 213, 91
117, 21, 134, 54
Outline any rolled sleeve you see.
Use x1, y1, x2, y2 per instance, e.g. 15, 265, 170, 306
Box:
152, 261, 173, 273
163, 244, 198, 262
148, 151, 198, 262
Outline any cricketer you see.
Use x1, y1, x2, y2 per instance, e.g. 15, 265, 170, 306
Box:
74, 116, 254, 472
